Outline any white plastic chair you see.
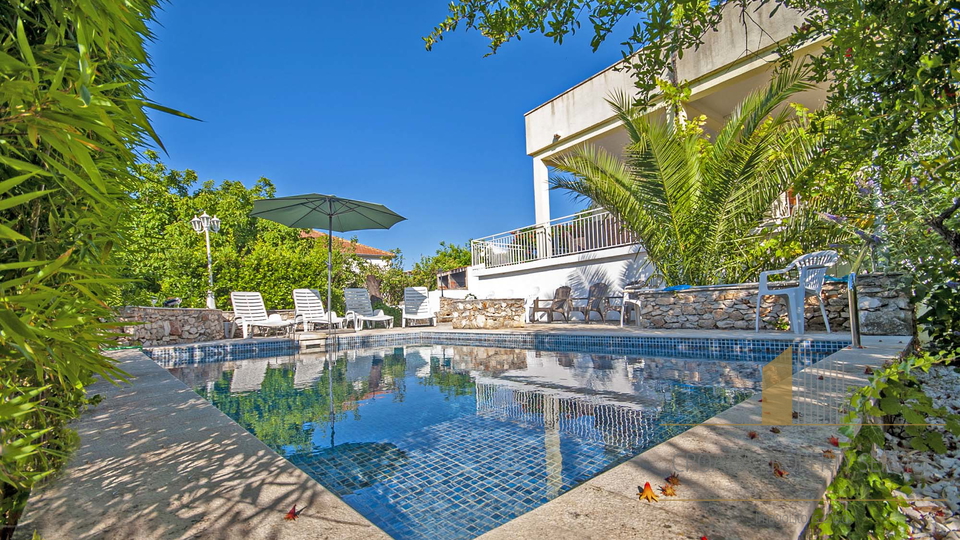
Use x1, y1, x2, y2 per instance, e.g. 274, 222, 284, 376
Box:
755, 250, 838, 334
230, 292, 295, 339
293, 288, 354, 331
344, 288, 394, 332
401, 287, 436, 327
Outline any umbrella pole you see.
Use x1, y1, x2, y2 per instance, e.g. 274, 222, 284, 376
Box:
327, 213, 334, 342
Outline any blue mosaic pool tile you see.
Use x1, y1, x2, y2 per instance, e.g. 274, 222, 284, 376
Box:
145, 338, 296, 367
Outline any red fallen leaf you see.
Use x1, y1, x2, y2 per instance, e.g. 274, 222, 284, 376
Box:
658, 484, 677, 496
844, 47, 853, 57
748, 431, 759, 439
702, 537, 709, 540
828, 436, 840, 447
770, 461, 789, 478
284, 505, 298, 520
758, 398, 763, 402
818, 375, 824, 380
904, 467, 913, 473
638, 482, 659, 503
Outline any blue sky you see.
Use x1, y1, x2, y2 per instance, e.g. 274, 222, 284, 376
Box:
145, 1, 627, 267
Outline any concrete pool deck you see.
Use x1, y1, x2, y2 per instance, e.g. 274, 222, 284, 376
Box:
14, 327, 912, 540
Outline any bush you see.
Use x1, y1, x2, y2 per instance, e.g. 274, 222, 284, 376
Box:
0, 1, 169, 535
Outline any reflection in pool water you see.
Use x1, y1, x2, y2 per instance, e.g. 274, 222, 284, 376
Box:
168, 346, 771, 540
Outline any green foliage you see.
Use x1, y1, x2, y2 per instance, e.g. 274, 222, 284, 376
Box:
810, 350, 960, 539
111, 155, 369, 312
409, 241, 472, 290
0, 0, 170, 533
917, 283, 960, 352
550, 67, 854, 286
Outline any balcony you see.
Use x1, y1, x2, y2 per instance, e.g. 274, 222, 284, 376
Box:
471, 209, 639, 269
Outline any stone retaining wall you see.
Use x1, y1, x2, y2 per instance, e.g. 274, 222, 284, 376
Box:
443, 298, 526, 329
116, 307, 226, 347
628, 273, 913, 335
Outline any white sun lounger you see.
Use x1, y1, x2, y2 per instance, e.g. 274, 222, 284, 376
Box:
230, 291, 294, 339
344, 288, 394, 332
293, 288, 354, 331
401, 287, 436, 327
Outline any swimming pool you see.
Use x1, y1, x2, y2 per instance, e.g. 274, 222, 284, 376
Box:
157, 336, 847, 540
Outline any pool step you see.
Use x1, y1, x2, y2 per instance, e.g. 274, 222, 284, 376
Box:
297, 335, 330, 352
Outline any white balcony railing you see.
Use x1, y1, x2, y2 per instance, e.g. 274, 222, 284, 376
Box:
471, 208, 640, 268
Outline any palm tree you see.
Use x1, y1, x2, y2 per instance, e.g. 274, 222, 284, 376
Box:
551, 66, 851, 286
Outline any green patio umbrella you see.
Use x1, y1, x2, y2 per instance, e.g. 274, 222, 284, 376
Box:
250, 194, 406, 333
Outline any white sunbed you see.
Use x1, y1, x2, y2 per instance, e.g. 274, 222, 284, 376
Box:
401, 287, 437, 327
230, 291, 295, 339
293, 288, 355, 331
344, 288, 394, 332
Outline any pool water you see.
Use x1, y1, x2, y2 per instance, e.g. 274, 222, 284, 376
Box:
166, 344, 817, 539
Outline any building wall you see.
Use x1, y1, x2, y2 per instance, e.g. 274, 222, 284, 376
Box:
467, 246, 652, 321
523, 1, 808, 156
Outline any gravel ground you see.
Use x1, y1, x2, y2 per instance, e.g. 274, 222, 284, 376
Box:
880, 364, 960, 540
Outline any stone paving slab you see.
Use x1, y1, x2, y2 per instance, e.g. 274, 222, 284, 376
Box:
478, 336, 912, 540
14, 349, 390, 540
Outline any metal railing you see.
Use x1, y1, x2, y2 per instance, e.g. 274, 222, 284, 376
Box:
471, 208, 639, 268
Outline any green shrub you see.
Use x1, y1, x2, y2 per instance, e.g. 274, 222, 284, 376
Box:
0, 1, 171, 535
809, 350, 960, 539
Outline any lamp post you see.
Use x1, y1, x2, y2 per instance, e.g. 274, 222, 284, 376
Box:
190, 211, 221, 309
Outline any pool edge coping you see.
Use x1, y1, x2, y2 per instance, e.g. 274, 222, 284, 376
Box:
475, 335, 914, 540
12, 348, 393, 540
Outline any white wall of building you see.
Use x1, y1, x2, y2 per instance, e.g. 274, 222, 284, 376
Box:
466, 245, 651, 321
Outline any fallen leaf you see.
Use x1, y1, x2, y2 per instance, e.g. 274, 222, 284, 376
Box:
769, 461, 789, 478
665, 472, 681, 486
792, 411, 801, 419
822, 449, 836, 459
658, 484, 677, 496
828, 436, 840, 447
284, 505, 298, 520
748, 431, 758, 439
817, 375, 824, 380
638, 482, 659, 503
758, 398, 763, 402
864, 366, 873, 375
770, 427, 781, 434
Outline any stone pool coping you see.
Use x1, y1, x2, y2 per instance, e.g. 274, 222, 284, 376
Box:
13, 348, 391, 540
16, 329, 912, 539
477, 334, 913, 540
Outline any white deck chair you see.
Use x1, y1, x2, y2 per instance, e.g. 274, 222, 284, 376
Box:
293, 288, 354, 331
230, 292, 294, 339
401, 287, 436, 327
755, 250, 838, 334
344, 288, 394, 332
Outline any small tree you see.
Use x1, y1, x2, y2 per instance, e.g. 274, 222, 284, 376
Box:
551, 67, 855, 285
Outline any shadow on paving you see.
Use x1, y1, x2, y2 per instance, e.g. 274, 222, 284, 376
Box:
13, 350, 389, 540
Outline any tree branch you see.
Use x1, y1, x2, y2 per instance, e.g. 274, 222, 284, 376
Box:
927, 197, 960, 259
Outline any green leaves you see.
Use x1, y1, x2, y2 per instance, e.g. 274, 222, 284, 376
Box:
813, 350, 960, 540
550, 67, 852, 286
0, 0, 172, 529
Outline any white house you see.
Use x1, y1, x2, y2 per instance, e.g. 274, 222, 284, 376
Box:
465, 1, 828, 316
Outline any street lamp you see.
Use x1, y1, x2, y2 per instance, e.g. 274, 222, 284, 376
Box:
190, 211, 221, 309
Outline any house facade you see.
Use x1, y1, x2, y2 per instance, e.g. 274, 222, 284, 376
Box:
466, 1, 827, 315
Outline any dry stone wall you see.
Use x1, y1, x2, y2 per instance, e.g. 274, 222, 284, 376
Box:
628, 273, 913, 335
444, 298, 526, 329
116, 307, 226, 347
